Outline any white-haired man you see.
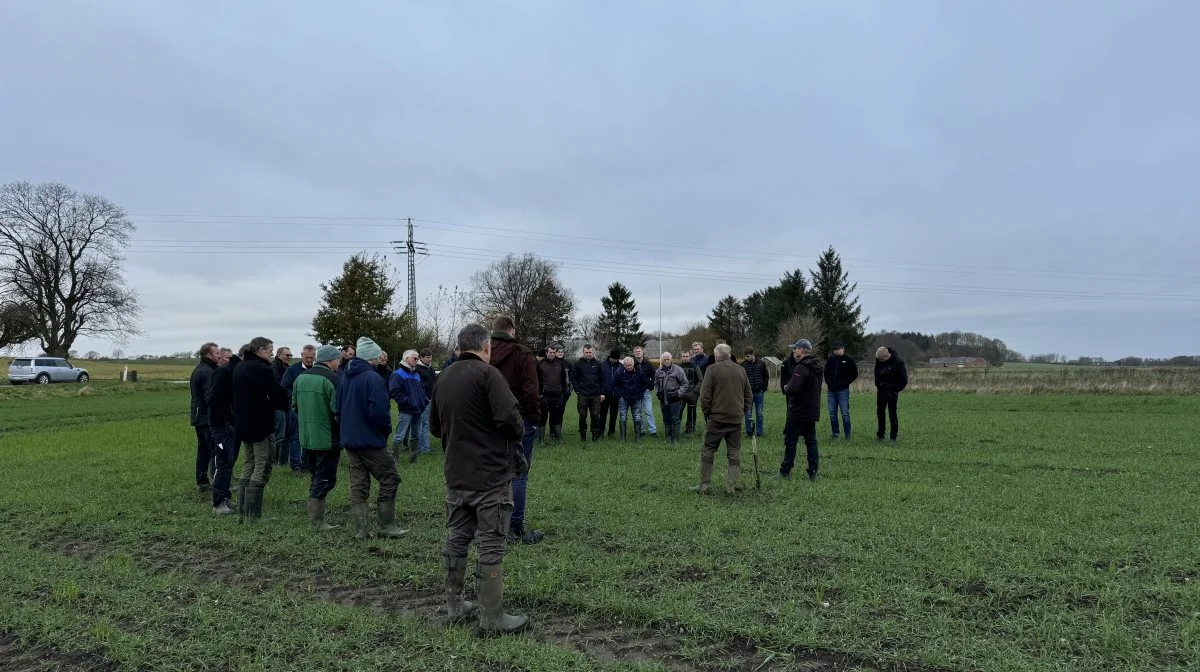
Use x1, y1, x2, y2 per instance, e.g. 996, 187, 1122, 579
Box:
874, 346, 908, 443
389, 348, 429, 462
654, 352, 689, 444
696, 344, 752, 494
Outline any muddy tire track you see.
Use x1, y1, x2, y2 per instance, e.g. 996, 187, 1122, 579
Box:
38, 531, 942, 672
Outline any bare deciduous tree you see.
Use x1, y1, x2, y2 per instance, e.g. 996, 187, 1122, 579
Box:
774, 313, 824, 358
465, 253, 576, 349
0, 182, 141, 356
420, 284, 467, 357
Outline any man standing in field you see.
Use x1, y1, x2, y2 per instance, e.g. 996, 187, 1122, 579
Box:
389, 349, 429, 462
338, 336, 408, 539
690, 342, 709, 373
206, 344, 246, 516
741, 347, 769, 438
233, 337, 289, 522
823, 341, 858, 441
414, 349, 437, 456
632, 346, 657, 437
430, 323, 530, 635
292, 345, 343, 531
874, 346, 908, 444
374, 350, 394, 381
280, 344, 316, 474
599, 348, 622, 437
216, 347, 233, 366
654, 352, 689, 444
696, 344, 752, 494
612, 356, 646, 442
489, 316, 544, 545
571, 344, 605, 444
780, 339, 823, 481
536, 342, 569, 445
189, 342, 221, 493
270, 346, 293, 467
678, 351, 703, 437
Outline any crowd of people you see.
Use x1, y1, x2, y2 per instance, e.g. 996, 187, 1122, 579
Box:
185, 318, 910, 636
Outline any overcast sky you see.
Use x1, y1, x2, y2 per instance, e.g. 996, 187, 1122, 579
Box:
2, 1, 1197, 360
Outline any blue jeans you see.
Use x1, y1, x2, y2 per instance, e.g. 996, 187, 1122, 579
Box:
744, 391, 765, 436
392, 412, 421, 447
417, 406, 431, 454
511, 419, 537, 533
618, 397, 644, 432
287, 410, 302, 469
828, 389, 851, 437
641, 390, 657, 434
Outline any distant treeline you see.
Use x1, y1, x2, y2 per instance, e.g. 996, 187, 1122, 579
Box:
867, 331, 1198, 368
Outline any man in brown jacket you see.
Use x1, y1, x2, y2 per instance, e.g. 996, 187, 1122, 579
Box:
489, 316, 545, 545
431, 323, 530, 635
696, 343, 753, 494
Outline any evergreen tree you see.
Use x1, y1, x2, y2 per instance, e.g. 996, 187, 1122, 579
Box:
597, 282, 645, 354
743, 269, 809, 349
809, 246, 867, 355
707, 295, 748, 345
311, 253, 425, 359
524, 278, 577, 351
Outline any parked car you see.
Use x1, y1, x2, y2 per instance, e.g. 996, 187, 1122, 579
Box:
7, 357, 90, 385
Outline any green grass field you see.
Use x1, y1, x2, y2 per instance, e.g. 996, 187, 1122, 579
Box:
0, 386, 1197, 671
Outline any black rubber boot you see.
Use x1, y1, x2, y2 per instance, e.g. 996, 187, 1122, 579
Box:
475, 563, 530, 636
235, 478, 249, 521
244, 483, 265, 523
444, 554, 478, 624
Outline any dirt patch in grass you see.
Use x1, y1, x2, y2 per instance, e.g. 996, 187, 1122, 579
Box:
39, 530, 949, 672
0, 631, 118, 672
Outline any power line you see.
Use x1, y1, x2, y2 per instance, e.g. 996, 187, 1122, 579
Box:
126, 213, 1200, 284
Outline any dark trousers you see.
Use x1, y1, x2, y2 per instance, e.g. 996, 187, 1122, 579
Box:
876, 391, 899, 440
194, 425, 215, 486
600, 395, 620, 435
287, 411, 302, 470
346, 448, 399, 504
577, 394, 603, 438
783, 419, 819, 476
539, 393, 565, 429
306, 448, 342, 499
684, 399, 698, 433
273, 410, 289, 464
445, 482, 513, 566
511, 419, 536, 533
210, 424, 239, 506
664, 399, 682, 428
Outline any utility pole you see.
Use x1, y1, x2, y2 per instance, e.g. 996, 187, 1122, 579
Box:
658, 284, 663, 357
391, 218, 427, 321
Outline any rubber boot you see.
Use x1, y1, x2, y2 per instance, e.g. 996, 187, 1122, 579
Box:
244, 483, 265, 523
235, 478, 249, 521
307, 498, 338, 532
352, 502, 372, 539
633, 420, 642, 444
475, 563, 529, 636
691, 459, 713, 494
376, 500, 409, 538
552, 425, 563, 444
725, 459, 742, 494
444, 554, 478, 624
619, 423, 627, 443
536, 426, 546, 446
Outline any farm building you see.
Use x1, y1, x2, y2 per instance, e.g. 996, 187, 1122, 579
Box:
928, 357, 988, 368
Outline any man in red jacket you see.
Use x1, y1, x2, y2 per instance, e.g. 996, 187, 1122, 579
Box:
489, 315, 544, 545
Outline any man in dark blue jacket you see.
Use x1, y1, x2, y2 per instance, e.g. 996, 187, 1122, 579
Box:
206, 345, 245, 516
823, 341, 859, 440
612, 357, 646, 443
599, 348, 622, 438
338, 337, 408, 539
280, 344, 315, 473
389, 349, 429, 462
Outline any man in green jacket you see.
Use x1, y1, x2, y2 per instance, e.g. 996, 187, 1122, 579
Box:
292, 345, 344, 531
696, 344, 753, 494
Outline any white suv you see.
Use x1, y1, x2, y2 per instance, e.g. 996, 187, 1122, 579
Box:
7, 357, 90, 385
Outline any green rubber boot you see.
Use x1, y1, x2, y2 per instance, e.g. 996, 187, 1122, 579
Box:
307, 498, 338, 532
377, 500, 409, 539
475, 563, 529, 636
352, 502, 372, 539
445, 554, 478, 624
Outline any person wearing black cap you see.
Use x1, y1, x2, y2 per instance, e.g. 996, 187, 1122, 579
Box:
823, 341, 858, 440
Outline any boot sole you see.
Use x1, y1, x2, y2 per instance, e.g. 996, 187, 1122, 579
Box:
474, 620, 531, 637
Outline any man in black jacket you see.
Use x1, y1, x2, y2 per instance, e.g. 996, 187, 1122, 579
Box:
823, 341, 859, 440
599, 348, 622, 437
632, 346, 657, 437
233, 337, 290, 522
678, 352, 703, 436
206, 344, 246, 516
536, 343, 570, 444
740, 347, 768, 438
571, 344, 605, 443
430, 323, 529, 634
779, 339, 823, 481
189, 342, 221, 493
874, 346, 908, 443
